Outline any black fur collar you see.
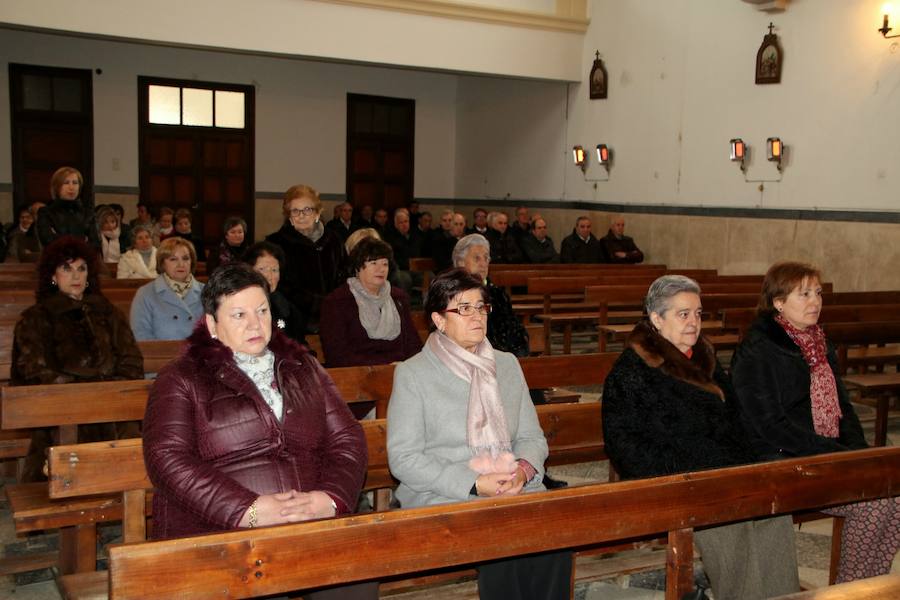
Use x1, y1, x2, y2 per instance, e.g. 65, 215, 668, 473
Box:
627, 320, 724, 399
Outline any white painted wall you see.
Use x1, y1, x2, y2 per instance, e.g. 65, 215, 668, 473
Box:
454, 75, 569, 200
0, 28, 458, 197
457, 0, 900, 212
0, 0, 583, 81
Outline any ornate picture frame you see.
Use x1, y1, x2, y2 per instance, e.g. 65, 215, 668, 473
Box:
755, 23, 782, 85
589, 51, 607, 99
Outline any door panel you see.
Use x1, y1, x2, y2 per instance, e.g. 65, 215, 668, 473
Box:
139, 77, 254, 254
10, 64, 93, 214
346, 94, 414, 212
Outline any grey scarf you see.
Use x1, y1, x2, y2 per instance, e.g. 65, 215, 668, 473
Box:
347, 277, 401, 341
300, 220, 324, 243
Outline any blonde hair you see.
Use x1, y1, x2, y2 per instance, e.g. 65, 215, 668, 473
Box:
345, 227, 381, 254
156, 237, 198, 275
50, 167, 83, 200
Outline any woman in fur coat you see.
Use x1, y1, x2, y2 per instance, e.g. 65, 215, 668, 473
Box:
11, 236, 143, 482
602, 275, 799, 600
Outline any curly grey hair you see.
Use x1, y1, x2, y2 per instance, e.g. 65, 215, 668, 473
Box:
452, 233, 490, 268
644, 275, 701, 317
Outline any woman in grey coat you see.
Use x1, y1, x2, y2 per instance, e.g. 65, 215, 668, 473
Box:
387, 268, 570, 600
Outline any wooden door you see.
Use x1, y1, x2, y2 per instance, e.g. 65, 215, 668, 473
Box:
9, 64, 94, 216
346, 94, 414, 212
138, 77, 254, 254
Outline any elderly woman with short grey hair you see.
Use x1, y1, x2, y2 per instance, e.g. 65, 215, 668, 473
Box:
453, 234, 529, 357
601, 275, 800, 600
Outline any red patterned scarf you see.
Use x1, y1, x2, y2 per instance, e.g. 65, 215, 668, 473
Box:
775, 314, 841, 438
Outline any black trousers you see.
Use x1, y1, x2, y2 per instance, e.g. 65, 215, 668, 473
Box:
477, 550, 572, 600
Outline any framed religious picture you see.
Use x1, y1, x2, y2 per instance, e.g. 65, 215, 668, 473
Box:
589, 51, 607, 99
755, 22, 782, 84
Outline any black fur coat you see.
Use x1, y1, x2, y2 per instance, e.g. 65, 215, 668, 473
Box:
601, 320, 752, 480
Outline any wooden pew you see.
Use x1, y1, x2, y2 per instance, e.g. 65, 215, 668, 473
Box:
2, 353, 618, 574
772, 574, 900, 599
0, 367, 396, 575
104, 447, 900, 600
722, 304, 900, 337
45, 400, 603, 599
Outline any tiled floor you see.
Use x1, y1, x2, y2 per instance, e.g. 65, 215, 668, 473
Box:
2, 374, 897, 599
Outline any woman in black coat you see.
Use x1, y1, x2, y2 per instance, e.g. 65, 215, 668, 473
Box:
731, 261, 900, 583
602, 275, 799, 600
242, 241, 310, 351
36, 166, 98, 248
265, 185, 344, 333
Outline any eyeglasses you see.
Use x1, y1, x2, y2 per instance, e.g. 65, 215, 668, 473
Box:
255, 266, 280, 275
289, 207, 316, 217
444, 303, 492, 317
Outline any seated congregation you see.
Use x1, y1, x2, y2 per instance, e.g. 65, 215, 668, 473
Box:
2, 167, 899, 600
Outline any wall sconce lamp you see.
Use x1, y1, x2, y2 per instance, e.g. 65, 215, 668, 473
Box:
596, 144, 612, 171
879, 4, 900, 37
767, 137, 783, 171
572, 145, 587, 172
730, 138, 747, 172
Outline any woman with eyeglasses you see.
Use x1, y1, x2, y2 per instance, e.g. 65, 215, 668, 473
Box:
242, 241, 311, 351
319, 237, 421, 368
266, 185, 344, 333
387, 268, 571, 600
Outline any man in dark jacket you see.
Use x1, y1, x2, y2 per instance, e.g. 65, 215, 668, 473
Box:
384, 208, 423, 293
560, 216, 606, 263
518, 216, 559, 263
485, 211, 524, 264
600, 215, 644, 264
508, 206, 532, 244
325, 202, 356, 243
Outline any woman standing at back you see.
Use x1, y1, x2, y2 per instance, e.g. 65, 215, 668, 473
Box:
266, 185, 344, 333
36, 166, 98, 247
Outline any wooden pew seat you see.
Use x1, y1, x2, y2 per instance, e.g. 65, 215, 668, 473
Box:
772, 574, 900, 599
105, 448, 900, 600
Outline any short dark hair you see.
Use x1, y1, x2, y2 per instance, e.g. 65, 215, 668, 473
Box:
348, 237, 393, 274
201, 263, 270, 318
423, 268, 487, 332
37, 236, 102, 300
223, 216, 248, 236
243, 241, 285, 270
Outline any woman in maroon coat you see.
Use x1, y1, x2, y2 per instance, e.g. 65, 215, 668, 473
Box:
143, 263, 375, 599
319, 237, 422, 367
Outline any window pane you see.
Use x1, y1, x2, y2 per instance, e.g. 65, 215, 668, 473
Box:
183, 88, 213, 126
149, 85, 180, 124
53, 77, 83, 112
215, 91, 245, 128
22, 74, 52, 110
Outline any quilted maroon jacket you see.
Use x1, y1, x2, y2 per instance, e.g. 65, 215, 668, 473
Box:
143, 322, 367, 539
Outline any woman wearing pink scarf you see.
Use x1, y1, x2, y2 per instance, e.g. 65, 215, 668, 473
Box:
387, 268, 570, 600
732, 261, 900, 583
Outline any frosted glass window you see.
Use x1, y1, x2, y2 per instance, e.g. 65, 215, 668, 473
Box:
149, 85, 180, 124
183, 88, 213, 126
53, 77, 83, 112
215, 91, 245, 128
22, 75, 52, 110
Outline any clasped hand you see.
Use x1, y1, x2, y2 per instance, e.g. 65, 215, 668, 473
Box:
241, 490, 336, 528
475, 467, 526, 497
